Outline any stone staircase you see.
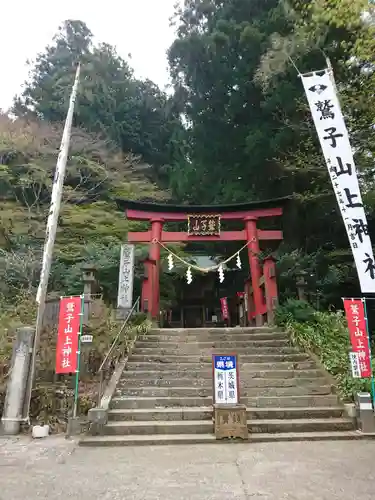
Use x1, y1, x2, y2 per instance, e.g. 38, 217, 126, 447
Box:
81, 327, 359, 446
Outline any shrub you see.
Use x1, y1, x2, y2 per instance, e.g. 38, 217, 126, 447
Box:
275, 298, 316, 326
285, 309, 371, 402
0, 294, 152, 430
129, 312, 148, 326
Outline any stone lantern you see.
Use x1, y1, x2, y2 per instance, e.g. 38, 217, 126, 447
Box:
82, 263, 97, 322
296, 270, 308, 301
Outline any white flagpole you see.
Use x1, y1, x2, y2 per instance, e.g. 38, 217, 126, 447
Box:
23, 64, 81, 421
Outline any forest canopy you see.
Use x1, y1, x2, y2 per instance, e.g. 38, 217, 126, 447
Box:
2, 0, 375, 310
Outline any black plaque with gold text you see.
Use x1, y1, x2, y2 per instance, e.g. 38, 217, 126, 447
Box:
187, 214, 221, 236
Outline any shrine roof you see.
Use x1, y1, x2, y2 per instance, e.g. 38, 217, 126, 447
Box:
116, 196, 291, 214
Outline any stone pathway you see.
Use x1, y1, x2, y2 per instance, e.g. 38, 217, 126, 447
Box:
0, 436, 374, 499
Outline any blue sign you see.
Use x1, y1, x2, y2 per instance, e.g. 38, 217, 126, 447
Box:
214, 355, 236, 371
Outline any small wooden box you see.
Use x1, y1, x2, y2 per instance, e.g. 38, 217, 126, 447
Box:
214, 403, 248, 440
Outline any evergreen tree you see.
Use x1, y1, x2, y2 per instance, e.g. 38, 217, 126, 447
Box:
167, 0, 375, 303
13, 20, 183, 177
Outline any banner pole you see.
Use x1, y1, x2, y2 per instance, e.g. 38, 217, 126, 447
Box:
23, 64, 81, 422
73, 295, 84, 418
362, 298, 375, 408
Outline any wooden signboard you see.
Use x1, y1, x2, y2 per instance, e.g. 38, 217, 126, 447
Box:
187, 214, 221, 236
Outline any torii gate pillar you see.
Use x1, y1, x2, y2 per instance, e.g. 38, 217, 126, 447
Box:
149, 219, 163, 319
244, 217, 263, 326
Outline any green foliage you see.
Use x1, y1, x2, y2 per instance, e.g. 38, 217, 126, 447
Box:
12, 20, 183, 176
130, 312, 148, 326
0, 293, 152, 427
167, 0, 375, 302
275, 298, 316, 325
0, 19, 186, 313
0, 113, 165, 301
285, 309, 371, 401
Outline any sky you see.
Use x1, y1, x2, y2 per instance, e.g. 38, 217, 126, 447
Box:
0, 0, 179, 111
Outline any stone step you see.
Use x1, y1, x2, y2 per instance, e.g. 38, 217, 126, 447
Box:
115, 385, 332, 398
108, 407, 213, 421
104, 419, 213, 436
117, 377, 328, 389
136, 339, 291, 348
102, 417, 352, 436
79, 431, 375, 447
154, 327, 281, 334
107, 406, 344, 422
111, 396, 212, 409
250, 406, 344, 419
247, 395, 340, 408
144, 332, 288, 342
121, 369, 324, 380
128, 353, 309, 363
249, 418, 353, 433
126, 360, 317, 371
132, 347, 300, 355
80, 434, 218, 447
110, 394, 340, 409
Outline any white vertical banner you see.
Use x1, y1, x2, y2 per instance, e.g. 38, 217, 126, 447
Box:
301, 69, 375, 293
36, 64, 81, 304
349, 352, 361, 378
117, 244, 135, 309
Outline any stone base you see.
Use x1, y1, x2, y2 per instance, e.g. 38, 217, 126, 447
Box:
66, 417, 82, 437
1, 418, 21, 435
87, 408, 108, 436
214, 404, 248, 440
344, 403, 356, 419
115, 308, 130, 321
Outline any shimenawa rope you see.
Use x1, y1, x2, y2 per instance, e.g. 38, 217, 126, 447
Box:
155, 239, 251, 273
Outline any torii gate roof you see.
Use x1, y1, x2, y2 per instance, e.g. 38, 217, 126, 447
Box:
116, 196, 291, 214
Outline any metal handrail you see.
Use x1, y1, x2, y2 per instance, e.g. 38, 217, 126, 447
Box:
96, 297, 140, 406
98, 296, 141, 374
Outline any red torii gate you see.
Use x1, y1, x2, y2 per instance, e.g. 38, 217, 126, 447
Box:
117, 197, 289, 325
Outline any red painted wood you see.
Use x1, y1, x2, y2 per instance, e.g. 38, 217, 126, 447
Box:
149, 220, 163, 319
258, 230, 283, 241
248, 304, 268, 319
125, 207, 283, 221
127, 229, 282, 243
132, 206, 284, 321
245, 218, 264, 326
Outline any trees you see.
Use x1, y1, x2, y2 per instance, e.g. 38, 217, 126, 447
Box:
168, 0, 312, 204
0, 113, 163, 302
5, 4, 375, 308
13, 20, 183, 177
167, 0, 375, 303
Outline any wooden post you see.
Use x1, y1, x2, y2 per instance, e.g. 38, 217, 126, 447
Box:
244, 217, 263, 326
150, 219, 163, 319
264, 256, 278, 325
